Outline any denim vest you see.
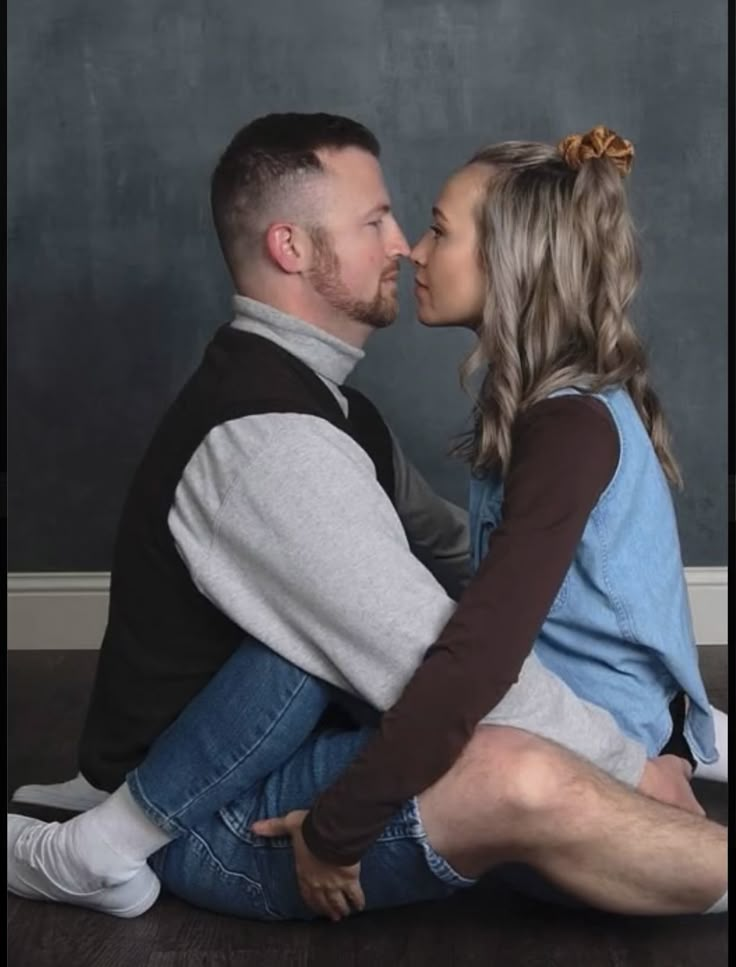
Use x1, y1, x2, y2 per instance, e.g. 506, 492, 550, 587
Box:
468, 386, 716, 762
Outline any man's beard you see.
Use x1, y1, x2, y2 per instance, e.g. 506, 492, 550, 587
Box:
307, 230, 398, 330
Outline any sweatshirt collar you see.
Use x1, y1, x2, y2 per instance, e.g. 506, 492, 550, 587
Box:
230, 295, 364, 387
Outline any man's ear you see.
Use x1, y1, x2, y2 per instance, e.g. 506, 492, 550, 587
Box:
264, 223, 310, 274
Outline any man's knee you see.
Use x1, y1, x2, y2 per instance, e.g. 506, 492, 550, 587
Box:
418, 726, 582, 874
460, 726, 580, 816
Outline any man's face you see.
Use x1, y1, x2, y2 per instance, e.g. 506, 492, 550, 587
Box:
308, 148, 410, 329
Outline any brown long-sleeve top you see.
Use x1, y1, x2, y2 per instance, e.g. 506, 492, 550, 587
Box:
301, 395, 620, 865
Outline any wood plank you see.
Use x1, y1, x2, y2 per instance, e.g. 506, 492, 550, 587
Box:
7, 649, 729, 967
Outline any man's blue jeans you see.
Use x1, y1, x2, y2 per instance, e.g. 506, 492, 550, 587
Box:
126, 636, 474, 919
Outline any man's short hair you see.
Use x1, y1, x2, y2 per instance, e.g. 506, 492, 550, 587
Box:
211, 112, 381, 272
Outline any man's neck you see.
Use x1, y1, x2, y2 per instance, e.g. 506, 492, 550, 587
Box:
236, 285, 375, 350
230, 295, 365, 390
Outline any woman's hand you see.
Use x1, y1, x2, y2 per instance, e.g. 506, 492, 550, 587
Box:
251, 809, 365, 921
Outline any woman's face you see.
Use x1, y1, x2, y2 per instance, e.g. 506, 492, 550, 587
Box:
411, 163, 489, 329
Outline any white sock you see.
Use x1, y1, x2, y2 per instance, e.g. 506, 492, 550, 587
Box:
73, 783, 173, 878
694, 707, 729, 783
705, 890, 728, 914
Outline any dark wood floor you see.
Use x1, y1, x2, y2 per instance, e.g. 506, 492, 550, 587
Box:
7, 649, 730, 967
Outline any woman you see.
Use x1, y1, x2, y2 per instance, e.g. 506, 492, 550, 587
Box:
252, 125, 727, 916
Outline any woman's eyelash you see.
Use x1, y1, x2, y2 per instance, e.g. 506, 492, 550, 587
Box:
429, 224, 443, 237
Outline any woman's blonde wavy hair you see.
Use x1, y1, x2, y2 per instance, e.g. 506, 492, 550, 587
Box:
457, 128, 682, 487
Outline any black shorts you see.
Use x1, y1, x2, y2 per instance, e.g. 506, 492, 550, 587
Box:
660, 691, 696, 769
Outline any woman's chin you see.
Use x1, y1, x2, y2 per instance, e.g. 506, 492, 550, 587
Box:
417, 313, 478, 330
414, 304, 439, 327
413, 296, 470, 329
416, 311, 454, 329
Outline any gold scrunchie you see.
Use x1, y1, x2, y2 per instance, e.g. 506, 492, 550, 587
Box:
557, 125, 634, 177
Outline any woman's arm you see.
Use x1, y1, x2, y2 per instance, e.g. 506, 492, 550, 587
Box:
301, 396, 620, 865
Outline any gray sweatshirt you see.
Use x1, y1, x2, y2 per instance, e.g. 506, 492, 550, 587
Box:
168, 295, 647, 785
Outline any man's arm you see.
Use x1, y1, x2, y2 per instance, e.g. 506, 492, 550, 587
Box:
169, 412, 456, 709
389, 429, 472, 599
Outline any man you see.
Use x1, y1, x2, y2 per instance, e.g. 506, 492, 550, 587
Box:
8, 113, 727, 920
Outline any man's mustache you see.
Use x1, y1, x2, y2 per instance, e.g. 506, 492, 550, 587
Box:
382, 263, 401, 281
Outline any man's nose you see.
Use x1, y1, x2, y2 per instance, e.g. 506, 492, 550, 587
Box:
388, 222, 411, 259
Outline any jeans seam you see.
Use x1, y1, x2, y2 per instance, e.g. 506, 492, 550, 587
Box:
187, 827, 280, 918
187, 828, 263, 892
130, 671, 317, 835
410, 796, 478, 889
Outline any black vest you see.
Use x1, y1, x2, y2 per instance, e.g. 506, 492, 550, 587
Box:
79, 326, 394, 790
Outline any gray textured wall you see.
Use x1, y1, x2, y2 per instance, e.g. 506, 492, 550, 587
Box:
8, 0, 727, 570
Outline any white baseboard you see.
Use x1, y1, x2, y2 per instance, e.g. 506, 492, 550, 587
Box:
6, 567, 729, 651
683, 567, 729, 648
8, 573, 112, 650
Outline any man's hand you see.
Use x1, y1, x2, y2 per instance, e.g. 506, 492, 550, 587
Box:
251, 809, 365, 921
638, 755, 705, 816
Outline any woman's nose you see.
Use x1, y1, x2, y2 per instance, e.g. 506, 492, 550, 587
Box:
410, 239, 426, 265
